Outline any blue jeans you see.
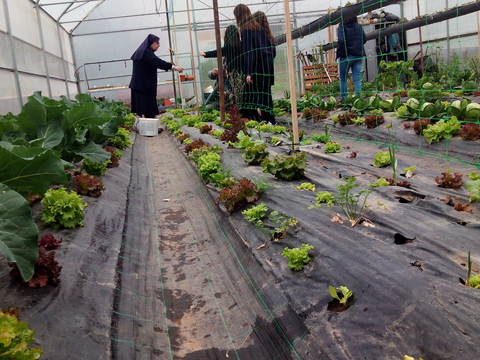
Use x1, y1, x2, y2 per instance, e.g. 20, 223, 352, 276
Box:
338, 56, 363, 100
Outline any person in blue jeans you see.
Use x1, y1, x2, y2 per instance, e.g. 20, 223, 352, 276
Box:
336, 16, 367, 101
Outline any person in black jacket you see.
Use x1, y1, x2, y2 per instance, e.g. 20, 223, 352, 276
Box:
199, 25, 243, 105
336, 17, 366, 100
129, 34, 183, 118
234, 4, 276, 124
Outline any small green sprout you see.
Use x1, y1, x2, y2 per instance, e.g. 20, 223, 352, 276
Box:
328, 285, 353, 305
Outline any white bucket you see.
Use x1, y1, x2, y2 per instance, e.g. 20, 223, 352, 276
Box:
138, 117, 159, 136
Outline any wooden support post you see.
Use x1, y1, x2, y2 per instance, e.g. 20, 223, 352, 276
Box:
284, 0, 299, 149
416, 0, 424, 73
327, 7, 335, 64
186, 0, 200, 113
212, 0, 225, 122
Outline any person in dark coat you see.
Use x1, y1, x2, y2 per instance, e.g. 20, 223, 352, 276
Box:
336, 17, 366, 100
234, 4, 276, 124
129, 34, 183, 118
199, 25, 244, 105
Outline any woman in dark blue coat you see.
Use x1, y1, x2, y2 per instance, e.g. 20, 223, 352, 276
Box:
336, 17, 366, 100
129, 34, 183, 118
234, 4, 276, 124
199, 25, 244, 101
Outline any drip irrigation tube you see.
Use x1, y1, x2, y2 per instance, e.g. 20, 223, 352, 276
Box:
274, 0, 401, 46
320, 1, 480, 52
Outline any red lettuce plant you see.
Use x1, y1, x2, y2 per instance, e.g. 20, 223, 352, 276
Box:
413, 118, 431, 135
73, 173, 105, 197
10, 234, 63, 287
104, 146, 121, 168
176, 132, 191, 143
364, 114, 385, 128
459, 123, 480, 141
337, 111, 357, 126
184, 138, 210, 154
435, 171, 464, 189
219, 104, 248, 143
200, 124, 213, 134
216, 177, 262, 213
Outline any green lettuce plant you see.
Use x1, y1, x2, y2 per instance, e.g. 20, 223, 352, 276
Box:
108, 127, 133, 149
40, 188, 87, 228
295, 182, 316, 191
212, 129, 224, 139
373, 151, 391, 168
329, 285, 354, 305
261, 151, 307, 181
270, 136, 281, 145
242, 144, 269, 165
281, 244, 314, 271
324, 142, 341, 153
423, 118, 462, 144
242, 203, 268, 227
82, 158, 110, 176
0, 311, 44, 359
200, 112, 217, 123
197, 152, 222, 183
230, 130, 264, 150
314, 191, 335, 207
370, 177, 390, 187
466, 178, 480, 202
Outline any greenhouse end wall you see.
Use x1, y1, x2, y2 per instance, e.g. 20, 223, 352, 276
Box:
0, 0, 77, 115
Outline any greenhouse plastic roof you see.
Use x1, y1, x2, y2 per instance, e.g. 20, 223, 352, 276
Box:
35, 0, 105, 32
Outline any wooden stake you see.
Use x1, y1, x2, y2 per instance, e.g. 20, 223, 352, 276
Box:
212, 0, 225, 121
186, 0, 200, 113
284, 0, 299, 149
416, 0, 424, 74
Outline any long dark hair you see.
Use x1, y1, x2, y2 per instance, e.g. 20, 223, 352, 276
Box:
234, 4, 260, 31
224, 25, 241, 51
253, 11, 275, 45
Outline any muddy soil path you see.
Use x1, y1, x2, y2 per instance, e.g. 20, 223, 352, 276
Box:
111, 132, 319, 360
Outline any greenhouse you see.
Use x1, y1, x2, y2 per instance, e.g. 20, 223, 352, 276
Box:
0, 0, 479, 359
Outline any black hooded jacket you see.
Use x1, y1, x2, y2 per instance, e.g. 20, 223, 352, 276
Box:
336, 21, 366, 59
129, 34, 172, 95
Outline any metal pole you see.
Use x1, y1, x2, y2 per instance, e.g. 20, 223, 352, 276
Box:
35, 2, 52, 98
212, 0, 225, 122
190, 0, 204, 107
284, 0, 299, 149
164, 0, 178, 106
3, 0, 23, 109
57, 22, 71, 98
171, 2, 184, 108
185, 0, 200, 113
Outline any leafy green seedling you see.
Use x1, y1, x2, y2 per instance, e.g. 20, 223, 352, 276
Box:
370, 177, 390, 187
269, 211, 298, 241
324, 142, 341, 153
40, 188, 87, 228
467, 251, 480, 288
281, 244, 314, 271
242, 203, 268, 227
329, 285, 354, 305
314, 191, 335, 207
373, 151, 391, 168
296, 182, 316, 191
